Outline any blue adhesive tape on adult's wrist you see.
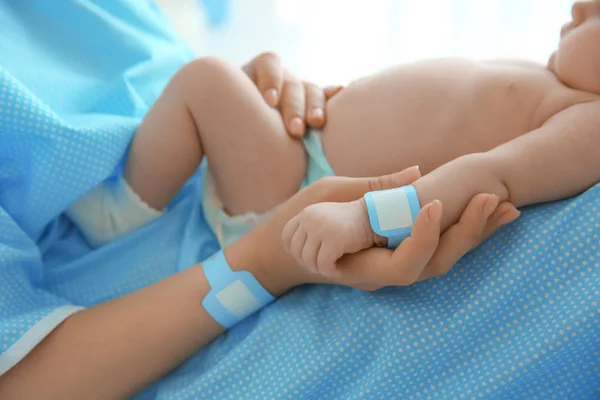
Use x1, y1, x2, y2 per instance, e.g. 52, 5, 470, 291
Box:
202, 250, 275, 328
364, 185, 421, 249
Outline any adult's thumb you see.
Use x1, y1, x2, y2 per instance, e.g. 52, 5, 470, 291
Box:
318, 166, 421, 204
362, 166, 421, 193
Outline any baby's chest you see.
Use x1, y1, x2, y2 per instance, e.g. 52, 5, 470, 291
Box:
474, 68, 575, 130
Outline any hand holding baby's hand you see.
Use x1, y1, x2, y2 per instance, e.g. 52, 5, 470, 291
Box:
281, 199, 377, 278
281, 192, 520, 288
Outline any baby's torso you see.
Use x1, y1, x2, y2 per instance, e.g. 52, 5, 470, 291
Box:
322, 58, 600, 177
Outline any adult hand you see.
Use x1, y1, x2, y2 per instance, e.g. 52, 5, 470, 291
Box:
243, 52, 343, 137
252, 167, 520, 293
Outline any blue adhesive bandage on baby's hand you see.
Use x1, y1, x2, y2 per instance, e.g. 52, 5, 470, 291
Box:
202, 250, 275, 328
364, 185, 421, 249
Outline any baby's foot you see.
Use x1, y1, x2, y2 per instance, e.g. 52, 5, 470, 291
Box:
281, 198, 384, 277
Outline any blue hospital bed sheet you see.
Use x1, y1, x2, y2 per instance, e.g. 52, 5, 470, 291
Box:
0, 1, 598, 399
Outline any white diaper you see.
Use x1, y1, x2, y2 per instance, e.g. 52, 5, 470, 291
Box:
69, 130, 333, 248
66, 177, 163, 247
201, 166, 275, 248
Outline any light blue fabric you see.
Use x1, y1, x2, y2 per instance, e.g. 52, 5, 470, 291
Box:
200, 0, 231, 27
302, 129, 336, 187
0, 1, 598, 399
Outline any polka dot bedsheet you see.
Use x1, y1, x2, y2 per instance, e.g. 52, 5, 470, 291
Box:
0, 1, 598, 398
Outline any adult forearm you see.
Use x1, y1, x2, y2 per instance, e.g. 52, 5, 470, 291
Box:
1, 265, 218, 400
0, 233, 296, 400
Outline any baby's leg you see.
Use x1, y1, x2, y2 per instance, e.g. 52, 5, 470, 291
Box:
69, 58, 306, 247
125, 57, 306, 216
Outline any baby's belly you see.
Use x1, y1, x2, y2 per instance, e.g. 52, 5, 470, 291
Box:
321, 60, 546, 177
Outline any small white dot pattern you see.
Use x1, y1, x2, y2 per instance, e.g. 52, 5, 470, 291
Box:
1, 2, 599, 399
0, 0, 198, 380
141, 191, 600, 400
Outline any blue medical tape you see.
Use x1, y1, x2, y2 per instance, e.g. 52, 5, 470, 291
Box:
364, 185, 421, 249
202, 250, 275, 328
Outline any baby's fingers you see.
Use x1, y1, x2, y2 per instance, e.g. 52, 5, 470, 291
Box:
300, 236, 322, 273
281, 216, 300, 254
316, 241, 343, 279
288, 229, 308, 268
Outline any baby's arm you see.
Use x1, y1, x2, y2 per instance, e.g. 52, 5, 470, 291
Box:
284, 101, 600, 276
415, 100, 600, 232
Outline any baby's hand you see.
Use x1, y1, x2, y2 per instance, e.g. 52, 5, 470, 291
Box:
281, 199, 379, 277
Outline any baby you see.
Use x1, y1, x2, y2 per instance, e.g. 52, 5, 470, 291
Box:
68, 0, 600, 279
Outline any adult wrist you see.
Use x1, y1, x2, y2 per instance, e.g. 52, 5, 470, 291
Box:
223, 227, 308, 298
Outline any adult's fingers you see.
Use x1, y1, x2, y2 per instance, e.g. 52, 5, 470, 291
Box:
335, 201, 442, 288
481, 202, 520, 241
304, 82, 326, 128
417, 194, 499, 281
324, 85, 344, 100
270, 166, 422, 282
305, 166, 421, 206
243, 52, 283, 108
280, 80, 306, 137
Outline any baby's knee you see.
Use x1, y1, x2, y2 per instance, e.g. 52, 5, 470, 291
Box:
173, 57, 235, 94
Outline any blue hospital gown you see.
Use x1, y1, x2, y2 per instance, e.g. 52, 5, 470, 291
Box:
0, 1, 599, 399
